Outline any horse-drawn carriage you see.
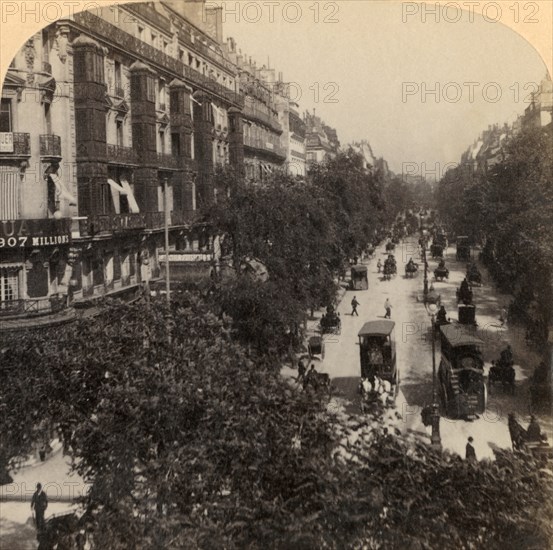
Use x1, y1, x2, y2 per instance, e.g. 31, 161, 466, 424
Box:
385, 241, 395, 253
456, 281, 473, 304
434, 231, 448, 248
434, 262, 449, 281
319, 306, 342, 335
350, 265, 368, 290
488, 361, 515, 394
404, 259, 419, 278
438, 324, 486, 419
466, 262, 483, 285
383, 256, 397, 280
508, 413, 553, 462
456, 236, 471, 262
430, 243, 444, 258
358, 320, 399, 411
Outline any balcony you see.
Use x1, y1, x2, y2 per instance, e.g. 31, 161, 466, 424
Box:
73, 11, 244, 110
0, 296, 67, 319
0, 132, 31, 158
40, 134, 62, 159
107, 144, 138, 166
145, 211, 165, 229
242, 103, 282, 134
244, 136, 287, 161
80, 213, 147, 236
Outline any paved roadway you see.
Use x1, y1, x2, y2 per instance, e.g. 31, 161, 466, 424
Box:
302, 236, 552, 460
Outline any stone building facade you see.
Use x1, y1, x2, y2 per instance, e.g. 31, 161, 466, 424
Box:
0, 1, 244, 323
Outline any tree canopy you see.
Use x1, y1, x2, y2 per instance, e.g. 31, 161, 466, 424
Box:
1, 295, 552, 548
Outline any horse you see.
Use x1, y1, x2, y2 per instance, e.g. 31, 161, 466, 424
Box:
508, 413, 527, 451
488, 361, 515, 395
303, 368, 331, 396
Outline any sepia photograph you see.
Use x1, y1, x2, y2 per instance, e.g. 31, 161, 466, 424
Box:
0, 0, 552, 548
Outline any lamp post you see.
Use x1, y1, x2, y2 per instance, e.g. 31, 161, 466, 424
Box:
163, 177, 171, 306
163, 177, 172, 346
426, 300, 442, 450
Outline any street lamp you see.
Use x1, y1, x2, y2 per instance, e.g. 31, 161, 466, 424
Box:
425, 301, 442, 450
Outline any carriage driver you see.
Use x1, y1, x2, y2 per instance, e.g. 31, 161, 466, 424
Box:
436, 305, 448, 325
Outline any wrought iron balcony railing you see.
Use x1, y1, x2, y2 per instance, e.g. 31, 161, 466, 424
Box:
107, 144, 138, 165
40, 134, 62, 158
0, 132, 31, 156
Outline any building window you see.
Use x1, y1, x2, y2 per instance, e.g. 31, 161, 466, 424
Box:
44, 102, 52, 134
0, 268, 20, 304
116, 119, 124, 147
137, 26, 144, 40
178, 49, 184, 62
188, 54, 193, 66
159, 129, 166, 154
0, 99, 12, 132
151, 32, 157, 47
163, 41, 169, 53
114, 61, 122, 93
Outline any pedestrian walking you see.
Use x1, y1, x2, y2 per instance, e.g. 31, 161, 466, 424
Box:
351, 296, 360, 316
384, 298, 392, 319
377, 259, 382, 273
31, 482, 48, 531
465, 437, 476, 462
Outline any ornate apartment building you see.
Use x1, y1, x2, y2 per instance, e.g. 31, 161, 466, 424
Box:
0, 1, 245, 325
224, 40, 287, 182
304, 110, 340, 166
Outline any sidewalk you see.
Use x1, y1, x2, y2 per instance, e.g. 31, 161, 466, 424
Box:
0, 443, 85, 550
1, 441, 88, 503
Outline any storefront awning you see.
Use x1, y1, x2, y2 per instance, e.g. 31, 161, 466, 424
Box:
107, 178, 126, 214
120, 179, 140, 213
50, 173, 77, 206
107, 178, 140, 214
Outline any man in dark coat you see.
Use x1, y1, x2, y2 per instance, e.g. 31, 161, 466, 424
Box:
31, 482, 48, 531
465, 437, 476, 462
351, 296, 359, 316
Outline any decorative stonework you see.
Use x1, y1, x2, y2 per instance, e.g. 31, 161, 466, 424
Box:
55, 24, 70, 63
24, 38, 36, 85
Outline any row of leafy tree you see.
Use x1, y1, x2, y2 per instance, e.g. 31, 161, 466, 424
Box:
206, 151, 417, 358
436, 125, 553, 349
2, 295, 552, 548
1, 151, 552, 547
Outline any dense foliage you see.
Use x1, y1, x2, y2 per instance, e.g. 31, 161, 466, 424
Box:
436, 125, 553, 347
1, 298, 552, 548
208, 151, 418, 357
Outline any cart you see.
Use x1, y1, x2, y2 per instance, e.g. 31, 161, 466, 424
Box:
350, 265, 368, 290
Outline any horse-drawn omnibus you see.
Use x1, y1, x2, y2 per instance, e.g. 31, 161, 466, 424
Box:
456, 236, 471, 262
358, 320, 399, 400
438, 324, 486, 419
350, 265, 368, 290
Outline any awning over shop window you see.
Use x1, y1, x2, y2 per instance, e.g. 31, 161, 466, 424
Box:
107, 178, 140, 214
120, 179, 140, 213
50, 173, 77, 206
107, 178, 126, 214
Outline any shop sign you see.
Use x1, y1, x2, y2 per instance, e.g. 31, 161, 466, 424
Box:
0, 133, 14, 153
0, 219, 71, 248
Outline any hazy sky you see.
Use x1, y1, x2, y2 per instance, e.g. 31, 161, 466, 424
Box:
222, 1, 548, 176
